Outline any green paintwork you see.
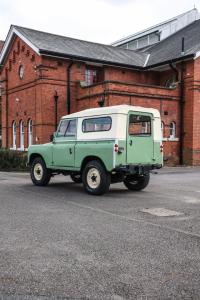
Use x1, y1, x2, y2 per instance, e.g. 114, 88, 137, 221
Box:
126, 111, 154, 164
74, 141, 114, 171
28, 140, 115, 171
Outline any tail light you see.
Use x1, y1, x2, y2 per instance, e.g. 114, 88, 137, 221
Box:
160, 143, 164, 153
114, 144, 119, 152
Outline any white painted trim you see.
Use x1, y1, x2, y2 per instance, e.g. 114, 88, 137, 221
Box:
143, 54, 150, 67
0, 26, 40, 65
194, 51, 200, 60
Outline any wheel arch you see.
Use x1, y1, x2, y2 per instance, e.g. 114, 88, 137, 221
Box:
29, 153, 46, 165
80, 156, 107, 173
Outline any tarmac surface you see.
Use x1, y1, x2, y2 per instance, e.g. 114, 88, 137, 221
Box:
0, 167, 200, 299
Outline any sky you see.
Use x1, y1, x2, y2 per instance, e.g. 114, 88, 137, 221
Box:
0, 0, 200, 44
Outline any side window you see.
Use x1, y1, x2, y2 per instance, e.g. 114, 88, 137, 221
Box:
57, 119, 69, 137
57, 119, 76, 137
82, 117, 112, 132
65, 119, 76, 136
129, 114, 151, 136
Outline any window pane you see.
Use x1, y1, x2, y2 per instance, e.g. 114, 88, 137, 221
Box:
57, 120, 69, 137
137, 36, 148, 49
149, 32, 160, 45
65, 119, 76, 136
85, 69, 97, 86
129, 115, 151, 135
127, 40, 137, 50
82, 117, 112, 132
169, 122, 176, 137
118, 44, 128, 49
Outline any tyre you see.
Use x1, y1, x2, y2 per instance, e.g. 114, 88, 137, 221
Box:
30, 157, 51, 186
123, 173, 150, 191
82, 160, 111, 195
70, 174, 82, 183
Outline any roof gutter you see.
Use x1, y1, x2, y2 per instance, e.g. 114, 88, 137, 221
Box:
67, 61, 73, 114
144, 53, 195, 70
39, 49, 144, 70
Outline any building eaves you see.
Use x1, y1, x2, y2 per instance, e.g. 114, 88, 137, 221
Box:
9, 25, 148, 69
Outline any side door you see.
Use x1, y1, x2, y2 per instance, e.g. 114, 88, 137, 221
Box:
127, 112, 154, 164
52, 118, 77, 167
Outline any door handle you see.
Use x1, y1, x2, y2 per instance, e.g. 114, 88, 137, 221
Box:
129, 140, 133, 146
69, 148, 72, 154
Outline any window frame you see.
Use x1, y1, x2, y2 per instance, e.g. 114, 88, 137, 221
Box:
19, 120, 24, 150
28, 119, 33, 147
56, 118, 77, 138
82, 116, 112, 133
128, 114, 152, 137
169, 121, 176, 139
12, 121, 17, 149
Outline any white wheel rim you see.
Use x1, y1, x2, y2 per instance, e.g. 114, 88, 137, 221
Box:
33, 163, 43, 181
87, 168, 101, 189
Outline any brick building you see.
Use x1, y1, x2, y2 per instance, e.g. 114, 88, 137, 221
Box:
0, 18, 200, 165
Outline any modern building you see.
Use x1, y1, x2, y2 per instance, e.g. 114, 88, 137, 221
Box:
112, 9, 199, 50
0, 12, 200, 165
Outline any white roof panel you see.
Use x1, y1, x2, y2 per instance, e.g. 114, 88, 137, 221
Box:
62, 105, 160, 119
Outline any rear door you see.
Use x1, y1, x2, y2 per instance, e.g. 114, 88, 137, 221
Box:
52, 118, 77, 167
127, 112, 154, 164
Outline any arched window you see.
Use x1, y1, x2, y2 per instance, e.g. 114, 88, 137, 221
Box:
169, 122, 176, 138
12, 121, 16, 149
161, 122, 164, 140
28, 119, 33, 147
19, 120, 24, 150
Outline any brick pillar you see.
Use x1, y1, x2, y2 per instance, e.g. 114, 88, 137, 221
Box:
183, 58, 200, 165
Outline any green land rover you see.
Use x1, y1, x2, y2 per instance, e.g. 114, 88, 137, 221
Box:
28, 105, 163, 195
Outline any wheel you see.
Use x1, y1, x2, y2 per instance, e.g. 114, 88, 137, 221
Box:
123, 173, 150, 191
82, 160, 111, 195
70, 174, 82, 183
30, 157, 51, 186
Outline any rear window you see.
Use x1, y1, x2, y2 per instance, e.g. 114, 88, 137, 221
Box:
129, 114, 151, 136
82, 117, 112, 133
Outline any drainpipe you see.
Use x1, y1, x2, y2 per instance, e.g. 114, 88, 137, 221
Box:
169, 62, 179, 82
169, 38, 185, 165
67, 61, 73, 114
54, 90, 59, 131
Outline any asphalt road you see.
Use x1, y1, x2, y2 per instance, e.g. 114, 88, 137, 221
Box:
0, 168, 200, 299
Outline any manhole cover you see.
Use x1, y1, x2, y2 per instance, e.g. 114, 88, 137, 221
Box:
141, 208, 183, 217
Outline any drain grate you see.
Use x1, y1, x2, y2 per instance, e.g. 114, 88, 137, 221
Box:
141, 207, 183, 217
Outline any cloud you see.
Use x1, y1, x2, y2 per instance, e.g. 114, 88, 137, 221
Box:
0, 0, 199, 44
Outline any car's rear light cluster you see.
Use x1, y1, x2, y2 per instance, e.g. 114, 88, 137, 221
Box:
114, 144, 119, 152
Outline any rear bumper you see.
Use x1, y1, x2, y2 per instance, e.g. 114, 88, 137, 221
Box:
114, 164, 162, 175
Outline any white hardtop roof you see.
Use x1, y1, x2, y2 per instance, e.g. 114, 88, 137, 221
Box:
62, 105, 160, 119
